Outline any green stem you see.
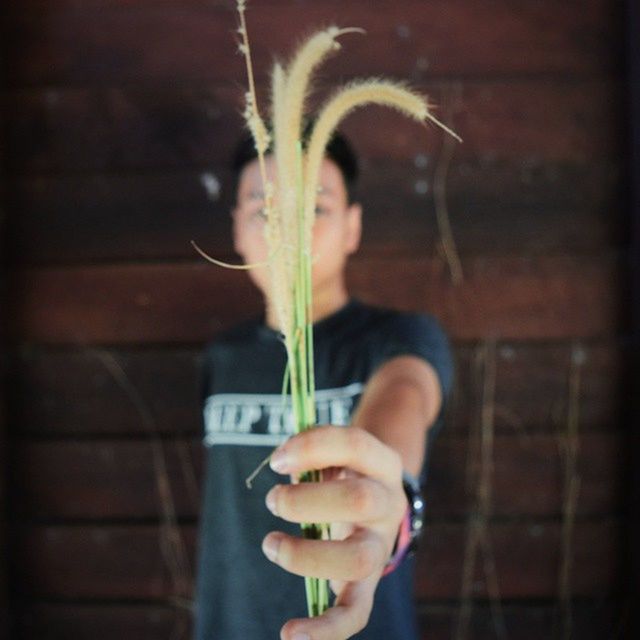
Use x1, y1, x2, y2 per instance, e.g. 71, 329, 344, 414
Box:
290, 139, 329, 616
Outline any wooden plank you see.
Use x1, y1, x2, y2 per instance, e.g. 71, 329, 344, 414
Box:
0, 50, 10, 640
11, 438, 205, 521
10, 520, 620, 600
6, 255, 626, 344
9, 432, 623, 520
3, 80, 622, 173
414, 520, 621, 600
628, 0, 640, 633
349, 255, 625, 341
4, 159, 624, 265
16, 603, 192, 640
7, 341, 626, 436
3, 1, 621, 87
427, 432, 623, 517
12, 601, 619, 640
451, 341, 629, 436
417, 601, 619, 640
11, 524, 198, 600
7, 260, 262, 344
8, 347, 203, 436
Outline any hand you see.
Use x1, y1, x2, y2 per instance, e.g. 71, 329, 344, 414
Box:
262, 424, 408, 640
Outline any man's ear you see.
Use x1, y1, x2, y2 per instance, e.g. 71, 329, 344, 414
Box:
345, 202, 363, 254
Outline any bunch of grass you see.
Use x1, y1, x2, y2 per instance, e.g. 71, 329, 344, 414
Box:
233, 0, 462, 617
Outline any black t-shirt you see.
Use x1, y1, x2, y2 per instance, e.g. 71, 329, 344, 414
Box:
193, 297, 454, 639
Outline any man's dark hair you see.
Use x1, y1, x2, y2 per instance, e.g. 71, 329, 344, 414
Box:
230, 120, 359, 204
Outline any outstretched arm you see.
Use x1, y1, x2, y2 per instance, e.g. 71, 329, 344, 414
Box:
263, 354, 443, 640
351, 354, 442, 476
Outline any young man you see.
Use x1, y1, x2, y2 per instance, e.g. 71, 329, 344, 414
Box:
193, 130, 454, 640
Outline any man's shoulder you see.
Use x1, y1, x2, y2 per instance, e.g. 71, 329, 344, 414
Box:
201, 315, 265, 356
354, 299, 446, 338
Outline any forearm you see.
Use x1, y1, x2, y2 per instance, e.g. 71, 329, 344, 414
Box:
350, 355, 442, 477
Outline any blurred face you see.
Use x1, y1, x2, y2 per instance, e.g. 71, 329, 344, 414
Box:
232, 155, 362, 298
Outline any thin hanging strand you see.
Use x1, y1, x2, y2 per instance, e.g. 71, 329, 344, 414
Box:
433, 83, 464, 284
245, 451, 274, 489
191, 239, 278, 270
237, 1, 273, 214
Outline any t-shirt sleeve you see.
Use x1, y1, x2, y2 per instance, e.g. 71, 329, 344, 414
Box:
198, 342, 215, 436
369, 312, 455, 441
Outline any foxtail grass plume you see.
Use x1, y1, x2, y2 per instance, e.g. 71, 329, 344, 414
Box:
232, 0, 462, 619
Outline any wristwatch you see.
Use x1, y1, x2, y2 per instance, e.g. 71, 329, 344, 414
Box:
402, 470, 425, 552
382, 471, 425, 576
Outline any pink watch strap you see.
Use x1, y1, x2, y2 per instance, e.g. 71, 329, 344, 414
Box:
382, 504, 412, 576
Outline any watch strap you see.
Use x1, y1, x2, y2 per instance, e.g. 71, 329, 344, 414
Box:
382, 504, 412, 576
382, 471, 425, 576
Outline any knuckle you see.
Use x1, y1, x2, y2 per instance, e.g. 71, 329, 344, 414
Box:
346, 479, 375, 517
275, 485, 291, 515
352, 537, 382, 579
280, 620, 299, 640
296, 432, 315, 460
388, 448, 403, 480
353, 600, 372, 634
276, 535, 295, 570
346, 426, 369, 457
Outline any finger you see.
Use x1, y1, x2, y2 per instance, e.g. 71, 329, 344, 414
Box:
280, 576, 377, 640
266, 477, 390, 524
269, 425, 402, 485
262, 528, 386, 582
329, 578, 346, 597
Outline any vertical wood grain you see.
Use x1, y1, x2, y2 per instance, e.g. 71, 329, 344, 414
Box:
624, 0, 640, 637
0, 14, 11, 635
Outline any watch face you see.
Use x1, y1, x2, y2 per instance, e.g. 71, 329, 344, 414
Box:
410, 498, 424, 539
403, 474, 425, 545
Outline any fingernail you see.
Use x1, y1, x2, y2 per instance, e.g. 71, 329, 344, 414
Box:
269, 449, 290, 473
291, 634, 310, 640
265, 488, 278, 515
262, 533, 281, 562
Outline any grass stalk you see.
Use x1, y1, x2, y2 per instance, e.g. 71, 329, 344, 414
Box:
294, 140, 329, 615
234, 1, 461, 620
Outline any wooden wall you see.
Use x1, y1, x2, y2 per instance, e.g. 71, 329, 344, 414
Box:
625, 0, 640, 634
0, 17, 10, 633
1, 0, 631, 638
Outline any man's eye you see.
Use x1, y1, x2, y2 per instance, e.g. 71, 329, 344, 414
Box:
314, 205, 328, 215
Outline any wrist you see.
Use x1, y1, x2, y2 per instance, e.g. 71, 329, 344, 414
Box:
382, 471, 425, 576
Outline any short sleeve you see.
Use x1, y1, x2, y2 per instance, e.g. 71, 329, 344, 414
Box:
198, 342, 215, 437
369, 312, 455, 456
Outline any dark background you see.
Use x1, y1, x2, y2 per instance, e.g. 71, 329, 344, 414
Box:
1, 0, 637, 638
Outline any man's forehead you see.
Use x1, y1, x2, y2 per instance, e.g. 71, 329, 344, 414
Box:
238, 156, 346, 196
